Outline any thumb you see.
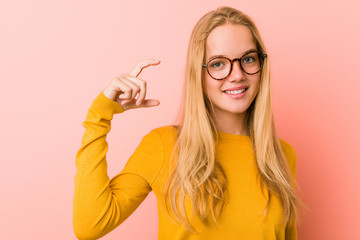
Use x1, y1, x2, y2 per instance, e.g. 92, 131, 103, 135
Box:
138, 99, 160, 108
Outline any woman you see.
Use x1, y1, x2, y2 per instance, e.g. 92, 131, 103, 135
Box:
74, 6, 303, 240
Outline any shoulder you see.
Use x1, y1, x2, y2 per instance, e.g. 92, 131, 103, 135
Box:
279, 139, 296, 160
279, 138, 297, 176
147, 125, 179, 140
122, 126, 178, 186
136, 125, 178, 150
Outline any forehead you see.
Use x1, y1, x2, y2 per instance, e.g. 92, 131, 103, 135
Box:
205, 23, 256, 59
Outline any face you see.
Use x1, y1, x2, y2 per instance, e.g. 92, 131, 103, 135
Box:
204, 23, 261, 119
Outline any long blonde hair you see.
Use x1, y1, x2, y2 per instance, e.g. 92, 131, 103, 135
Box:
164, 6, 305, 233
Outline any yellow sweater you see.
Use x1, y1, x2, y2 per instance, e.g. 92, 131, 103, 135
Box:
73, 91, 297, 240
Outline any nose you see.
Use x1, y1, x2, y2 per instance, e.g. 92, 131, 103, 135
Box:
228, 60, 245, 82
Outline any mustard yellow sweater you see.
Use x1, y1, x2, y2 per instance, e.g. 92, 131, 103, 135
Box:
73, 91, 297, 240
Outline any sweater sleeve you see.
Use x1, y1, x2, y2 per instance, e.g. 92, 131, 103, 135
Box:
280, 139, 298, 240
279, 139, 297, 184
73, 91, 163, 240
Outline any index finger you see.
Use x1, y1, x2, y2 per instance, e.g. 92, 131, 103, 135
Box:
129, 59, 161, 77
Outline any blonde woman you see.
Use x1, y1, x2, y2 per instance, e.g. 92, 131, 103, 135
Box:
74, 6, 304, 240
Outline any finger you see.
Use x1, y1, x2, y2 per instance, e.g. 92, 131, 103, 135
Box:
119, 99, 133, 106
116, 98, 134, 110
138, 99, 160, 108
122, 74, 147, 106
120, 76, 141, 100
113, 77, 132, 100
128, 59, 160, 77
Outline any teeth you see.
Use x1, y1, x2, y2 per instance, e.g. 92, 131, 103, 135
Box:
225, 88, 246, 94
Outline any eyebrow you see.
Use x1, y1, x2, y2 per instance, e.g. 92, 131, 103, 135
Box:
207, 48, 258, 62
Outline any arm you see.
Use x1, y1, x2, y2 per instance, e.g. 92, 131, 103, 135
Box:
285, 221, 297, 240
282, 140, 298, 240
73, 91, 162, 240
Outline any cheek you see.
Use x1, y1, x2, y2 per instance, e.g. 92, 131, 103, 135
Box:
204, 75, 214, 94
204, 78, 222, 97
250, 77, 261, 94
252, 81, 260, 93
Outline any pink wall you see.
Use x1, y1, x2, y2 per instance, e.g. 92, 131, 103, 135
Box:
1, 0, 359, 239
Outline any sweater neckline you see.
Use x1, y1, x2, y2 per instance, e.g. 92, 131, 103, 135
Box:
170, 125, 251, 141
216, 130, 251, 141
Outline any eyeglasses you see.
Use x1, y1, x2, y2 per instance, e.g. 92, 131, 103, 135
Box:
202, 50, 267, 80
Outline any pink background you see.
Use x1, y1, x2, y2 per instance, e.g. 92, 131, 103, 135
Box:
1, 0, 359, 239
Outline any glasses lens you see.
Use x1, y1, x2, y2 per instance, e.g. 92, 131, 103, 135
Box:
241, 52, 262, 74
207, 57, 231, 80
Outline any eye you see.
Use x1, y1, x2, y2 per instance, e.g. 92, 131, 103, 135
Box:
243, 57, 254, 63
242, 52, 259, 65
209, 59, 227, 69
210, 61, 223, 68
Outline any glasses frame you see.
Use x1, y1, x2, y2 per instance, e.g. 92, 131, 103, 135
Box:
202, 50, 268, 80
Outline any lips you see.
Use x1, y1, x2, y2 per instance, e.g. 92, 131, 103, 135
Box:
223, 85, 248, 92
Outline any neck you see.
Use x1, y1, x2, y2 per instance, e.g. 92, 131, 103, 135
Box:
211, 110, 248, 136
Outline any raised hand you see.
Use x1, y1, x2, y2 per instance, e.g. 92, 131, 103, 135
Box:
103, 59, 161, 111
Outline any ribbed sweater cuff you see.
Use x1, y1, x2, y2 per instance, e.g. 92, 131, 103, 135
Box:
89, 91, 124, 119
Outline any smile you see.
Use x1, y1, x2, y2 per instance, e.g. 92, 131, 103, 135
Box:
223, 88, 248, 98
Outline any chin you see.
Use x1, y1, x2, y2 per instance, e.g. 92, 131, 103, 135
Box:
220, 106, 249, 115
229, 103, 250, 112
